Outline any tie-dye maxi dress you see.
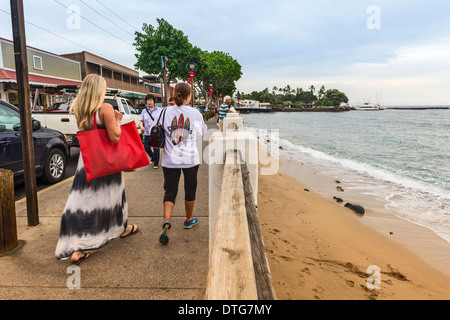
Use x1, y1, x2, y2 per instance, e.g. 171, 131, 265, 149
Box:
55, 112, 128, 260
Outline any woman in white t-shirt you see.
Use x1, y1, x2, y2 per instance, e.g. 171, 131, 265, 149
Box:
159, 82, 207, 245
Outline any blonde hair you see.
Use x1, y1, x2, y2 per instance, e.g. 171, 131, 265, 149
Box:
172, 82, 191, 106
71, 74, 107, 131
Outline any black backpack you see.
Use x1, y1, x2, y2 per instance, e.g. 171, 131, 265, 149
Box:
148, 108, 167, 148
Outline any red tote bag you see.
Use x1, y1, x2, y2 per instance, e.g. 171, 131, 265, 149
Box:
77, 120, 150, 183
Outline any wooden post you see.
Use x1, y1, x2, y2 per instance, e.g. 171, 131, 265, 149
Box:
10, 0, 39, 226
0, 169, 18, 253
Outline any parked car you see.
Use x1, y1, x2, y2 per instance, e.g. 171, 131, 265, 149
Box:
32, 95, 141, 148
0, 99, 69, 185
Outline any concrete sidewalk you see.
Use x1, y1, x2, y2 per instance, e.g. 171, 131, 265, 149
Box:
0, 119, 217, 300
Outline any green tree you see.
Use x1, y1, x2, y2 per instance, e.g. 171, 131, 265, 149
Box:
324, 89, 349, 107
194, 50, 242, 107
133, 18, 193, 89
272, 86, 278, 96
318, 85, 326, 101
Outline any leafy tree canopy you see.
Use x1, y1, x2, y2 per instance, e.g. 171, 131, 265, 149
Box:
240, 85, 349, 108
134, 19, 242, 105
324, 89, 349, 107
196, 50, 242, 98
133, 18, 193, 83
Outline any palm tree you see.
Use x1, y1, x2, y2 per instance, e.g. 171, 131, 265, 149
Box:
272, 86, 278, 95
284, 84, 292, 95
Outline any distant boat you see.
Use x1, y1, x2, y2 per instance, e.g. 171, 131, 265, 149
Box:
354, 103, 381, 111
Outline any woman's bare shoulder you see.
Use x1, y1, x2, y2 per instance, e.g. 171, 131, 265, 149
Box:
100, 102, 114, 110
99, 102, 114, 115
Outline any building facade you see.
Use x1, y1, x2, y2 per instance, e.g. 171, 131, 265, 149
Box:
61, 51, 162, 106
0, 37, 82, 108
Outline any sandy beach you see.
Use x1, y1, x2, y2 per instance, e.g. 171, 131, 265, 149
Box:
257, 156, 450, 300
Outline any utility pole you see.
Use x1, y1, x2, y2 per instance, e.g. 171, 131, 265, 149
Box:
161, 56, 168, 106
10, 0, 39, 226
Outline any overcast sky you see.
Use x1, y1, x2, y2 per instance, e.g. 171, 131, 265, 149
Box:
1, 0, 450, 105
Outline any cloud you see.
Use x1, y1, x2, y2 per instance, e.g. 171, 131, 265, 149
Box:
236, 36, 450, 105
1, 0, 449, 105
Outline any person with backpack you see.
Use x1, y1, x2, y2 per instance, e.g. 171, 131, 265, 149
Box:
158, 83, 207, 245
140, 94, 161, 169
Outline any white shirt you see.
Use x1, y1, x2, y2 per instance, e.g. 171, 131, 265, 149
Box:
139, 106, 160, 136
161, 105, 207, 168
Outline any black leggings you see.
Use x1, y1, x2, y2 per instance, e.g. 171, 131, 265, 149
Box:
162, 165, 199, 203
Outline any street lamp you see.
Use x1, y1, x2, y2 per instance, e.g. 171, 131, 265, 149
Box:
189, 62, 195, 106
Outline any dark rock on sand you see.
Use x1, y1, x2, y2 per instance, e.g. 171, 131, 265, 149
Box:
336, 186, 344, 192
344, 203, 365, 214
333, 196, 343, 203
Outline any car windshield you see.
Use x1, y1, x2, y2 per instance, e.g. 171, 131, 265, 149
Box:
0, 103, 21, 132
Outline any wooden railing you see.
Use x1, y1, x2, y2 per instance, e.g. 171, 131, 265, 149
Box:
205, 147, 276, 300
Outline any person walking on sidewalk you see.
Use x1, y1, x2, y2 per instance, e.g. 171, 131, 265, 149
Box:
140, 94, 161, 169
55, 74, 139, 266
159, 82, 207, 244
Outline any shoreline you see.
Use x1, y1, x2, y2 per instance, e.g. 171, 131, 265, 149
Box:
278, 156, 450, 278
257, 151, 450, 299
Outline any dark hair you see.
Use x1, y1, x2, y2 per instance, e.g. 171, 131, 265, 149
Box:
145, 94, 155, 103
172, 83, 191, 106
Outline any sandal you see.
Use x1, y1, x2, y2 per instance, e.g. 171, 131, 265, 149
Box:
120, 224, 139, 238
159, 220, 171, 245
70, 252, 91, 266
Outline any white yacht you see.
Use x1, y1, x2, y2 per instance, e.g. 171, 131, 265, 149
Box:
354, 103, 381, 111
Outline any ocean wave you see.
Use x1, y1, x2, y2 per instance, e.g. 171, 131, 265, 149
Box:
256, 128, 450, 201
246, 125, 450, 243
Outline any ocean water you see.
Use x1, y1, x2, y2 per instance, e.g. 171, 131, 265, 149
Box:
241, 108, 450, 243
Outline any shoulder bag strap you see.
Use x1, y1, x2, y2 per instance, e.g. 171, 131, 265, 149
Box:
93, 110, 99, 130
156, 107, 166, 125
145, 108, 155, 121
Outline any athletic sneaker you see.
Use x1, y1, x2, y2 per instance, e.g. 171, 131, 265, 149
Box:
184, 217, 199, 229
159, 219, 171, 244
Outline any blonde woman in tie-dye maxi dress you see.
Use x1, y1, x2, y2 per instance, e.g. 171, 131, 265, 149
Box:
55, 75, 139, 265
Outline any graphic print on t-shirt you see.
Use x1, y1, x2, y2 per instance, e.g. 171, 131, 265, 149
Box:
170, 113, 191, 146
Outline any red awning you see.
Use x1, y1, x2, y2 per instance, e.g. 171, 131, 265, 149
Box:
0, 69, 82, 86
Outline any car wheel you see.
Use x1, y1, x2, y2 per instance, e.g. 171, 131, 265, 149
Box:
42, 148, 66, 184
